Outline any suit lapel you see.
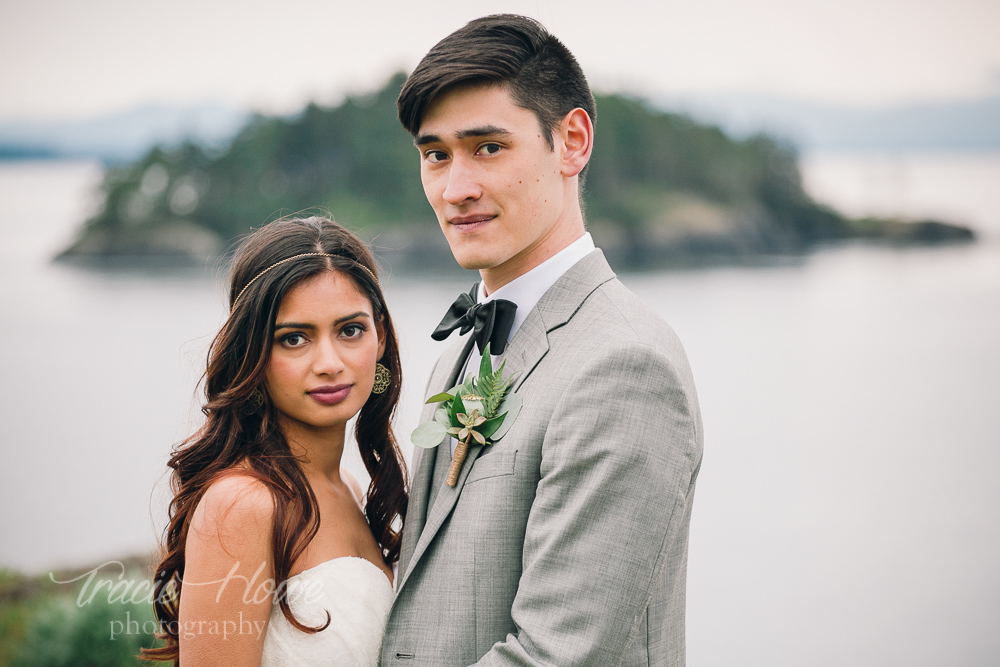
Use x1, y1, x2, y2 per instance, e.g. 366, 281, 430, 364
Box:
399, 436, 485, 594
399, 318, 548, 592
397, 335, 474, 581
503, 249, 617, 393
501, 305, 549, 394
397, 251, 617, 592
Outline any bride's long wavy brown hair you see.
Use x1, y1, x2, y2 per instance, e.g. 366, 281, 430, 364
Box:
142, 216, 407, 663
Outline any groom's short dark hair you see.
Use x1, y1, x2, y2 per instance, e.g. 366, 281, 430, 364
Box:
396, 14, 596, 149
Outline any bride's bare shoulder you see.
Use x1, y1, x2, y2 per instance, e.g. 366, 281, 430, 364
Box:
189, 473, 275, 542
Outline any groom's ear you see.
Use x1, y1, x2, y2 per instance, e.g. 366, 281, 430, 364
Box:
558, 108, 594, 178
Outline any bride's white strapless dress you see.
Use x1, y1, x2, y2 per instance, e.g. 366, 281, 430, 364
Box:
261, 556, 394, 667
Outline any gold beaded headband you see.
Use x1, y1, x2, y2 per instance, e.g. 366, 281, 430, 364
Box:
231, 252, 379, 313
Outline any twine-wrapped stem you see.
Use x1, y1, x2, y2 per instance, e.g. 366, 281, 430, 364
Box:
446, 438, 470, 487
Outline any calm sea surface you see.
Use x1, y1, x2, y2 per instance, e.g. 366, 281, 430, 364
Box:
1, 158, 998, 666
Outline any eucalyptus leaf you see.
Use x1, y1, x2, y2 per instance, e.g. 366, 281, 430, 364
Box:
425, 391, 455, 405
490, 393, 522, 440
434, 408, 450, 426
410, 421, 447, 449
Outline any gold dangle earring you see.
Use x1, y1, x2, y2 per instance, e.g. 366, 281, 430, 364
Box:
372, 363, 391, 394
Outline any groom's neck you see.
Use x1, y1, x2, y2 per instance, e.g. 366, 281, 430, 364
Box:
479, 218, 585, 295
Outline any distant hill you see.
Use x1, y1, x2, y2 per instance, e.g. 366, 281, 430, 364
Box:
659, 93, 1000, 152
52, 75, 975, 269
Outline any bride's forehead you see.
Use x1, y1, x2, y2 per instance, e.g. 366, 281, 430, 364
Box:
278, 272, 372, 315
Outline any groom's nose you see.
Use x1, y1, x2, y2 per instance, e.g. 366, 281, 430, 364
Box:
442, 156, 482, 205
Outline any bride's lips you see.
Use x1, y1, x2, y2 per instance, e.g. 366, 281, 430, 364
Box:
449, 214, 494, 232
307, 384, 352, 405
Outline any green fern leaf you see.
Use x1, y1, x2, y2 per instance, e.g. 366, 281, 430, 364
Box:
478, 370, 496, 407
482, 370, 512, 418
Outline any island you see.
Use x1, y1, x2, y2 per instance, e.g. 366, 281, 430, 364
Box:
56, 74, 975, 269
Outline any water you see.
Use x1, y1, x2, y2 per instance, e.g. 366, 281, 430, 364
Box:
1, 157, 998, 665
646, 247, 1000, 665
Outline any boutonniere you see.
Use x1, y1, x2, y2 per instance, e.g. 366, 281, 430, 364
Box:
411, 343, 522, 486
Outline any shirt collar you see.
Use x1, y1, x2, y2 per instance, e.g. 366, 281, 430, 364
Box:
476, 232, 596, 343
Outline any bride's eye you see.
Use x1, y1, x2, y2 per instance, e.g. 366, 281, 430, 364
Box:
280, 332, 308, 347
341, 323, 366, 339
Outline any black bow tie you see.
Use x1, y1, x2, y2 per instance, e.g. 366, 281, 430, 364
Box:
432, 283, 517, 355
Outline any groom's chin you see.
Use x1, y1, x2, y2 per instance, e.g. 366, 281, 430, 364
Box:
445, 243, 497, 272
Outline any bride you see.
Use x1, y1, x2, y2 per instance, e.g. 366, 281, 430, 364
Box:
143, 216, 408, 666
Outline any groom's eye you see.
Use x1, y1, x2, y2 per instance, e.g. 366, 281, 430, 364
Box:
477, 143, 502, 156
424, 150, 448, 164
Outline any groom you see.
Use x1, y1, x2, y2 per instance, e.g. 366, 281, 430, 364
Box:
382, 15, 703, 666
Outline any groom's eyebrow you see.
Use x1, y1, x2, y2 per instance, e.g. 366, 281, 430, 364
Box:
456, 125, 510, 140
414, 133, 441, 147
414, 125, 511, 146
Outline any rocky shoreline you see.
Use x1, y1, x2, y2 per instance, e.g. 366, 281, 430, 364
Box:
55, 213, 976, 272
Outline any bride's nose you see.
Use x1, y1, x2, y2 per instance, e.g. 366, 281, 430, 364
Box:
312, 337, 346, 376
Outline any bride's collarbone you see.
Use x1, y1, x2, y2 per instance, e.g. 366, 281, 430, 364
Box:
289, 492, 390, 582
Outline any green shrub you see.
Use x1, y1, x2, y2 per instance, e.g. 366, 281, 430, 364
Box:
10, 591, 156, 667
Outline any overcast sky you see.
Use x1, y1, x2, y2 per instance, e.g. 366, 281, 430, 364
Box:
2, 0, 998, 122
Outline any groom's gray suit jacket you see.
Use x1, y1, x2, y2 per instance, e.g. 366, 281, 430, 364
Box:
381, 250, 703, 666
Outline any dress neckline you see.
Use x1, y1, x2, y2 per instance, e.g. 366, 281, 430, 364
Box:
289, 555, 393, 588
